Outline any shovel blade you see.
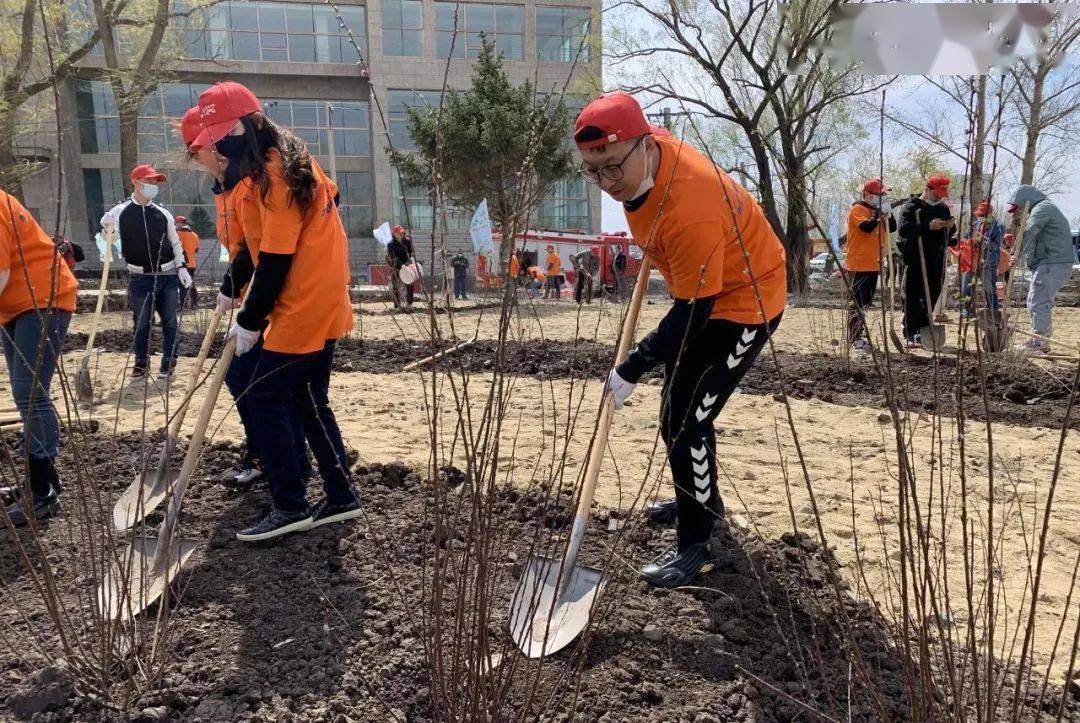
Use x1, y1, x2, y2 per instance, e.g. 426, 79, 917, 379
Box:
509, 554, 605, 658
977, 309, 1005, 353
96, 534, 200, 621
113, 462, 176, 532
920, 324, 946, 352
74, 361, 93, 403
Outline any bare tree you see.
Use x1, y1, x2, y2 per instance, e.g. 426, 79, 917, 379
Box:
1007, 15, 1080, 188
0, 0, 101, 198
607, 0, 887, 292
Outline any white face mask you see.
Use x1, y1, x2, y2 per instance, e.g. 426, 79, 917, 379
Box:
629, 141, 654, 201
140, 183, 159, 200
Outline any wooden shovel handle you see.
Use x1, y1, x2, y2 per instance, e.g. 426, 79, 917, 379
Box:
83, 226, 116, 358
562, 258, 652, 574
166, 308, 225, 441
152, 336, 237, 569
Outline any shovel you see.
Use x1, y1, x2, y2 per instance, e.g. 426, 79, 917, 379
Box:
509, 259, 651, 658
913, 210, 946, 354
75, 227, 116, 403
98, 336, 237, 621
113, 309, 225, 532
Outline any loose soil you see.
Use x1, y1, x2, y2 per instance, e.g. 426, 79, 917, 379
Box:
66, 331, 1079, 430
1, 432, 1076, 721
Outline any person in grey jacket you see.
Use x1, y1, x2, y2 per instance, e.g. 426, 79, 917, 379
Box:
1008, 185, 1076, 350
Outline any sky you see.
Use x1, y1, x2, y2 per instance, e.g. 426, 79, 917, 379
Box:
597, 12, 1080, 234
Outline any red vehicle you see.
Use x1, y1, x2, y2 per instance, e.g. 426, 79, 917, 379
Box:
492, 229, 642, 287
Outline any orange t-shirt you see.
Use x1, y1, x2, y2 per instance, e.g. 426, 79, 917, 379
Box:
214, 182, 250, 259
624, 136, 786, 324
528, 266, 546, 281
239, 150, 353, 354
845, 203, 888, 273
546, 252, 562, 276
509, 254, 520, 277
179, 229, 200, 269
0, 191, 78, 325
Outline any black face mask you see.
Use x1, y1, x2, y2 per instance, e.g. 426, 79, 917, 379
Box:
215, 133, 247, 162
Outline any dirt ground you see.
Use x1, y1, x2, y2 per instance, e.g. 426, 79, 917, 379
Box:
3, 295, 1080, 719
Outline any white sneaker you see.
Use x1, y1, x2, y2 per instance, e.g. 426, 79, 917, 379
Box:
220, 464, 265, 490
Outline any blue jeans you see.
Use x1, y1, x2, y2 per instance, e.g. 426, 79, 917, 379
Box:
247, 340, 353, 513
453, 273, 468, 299
225, 335, 311, 476
1, 309, 71, 459
980, 249, 1000, 311
129, 273, 179, 371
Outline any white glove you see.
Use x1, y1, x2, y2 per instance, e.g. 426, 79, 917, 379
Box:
880, 199, 892, 215
226, 323, 260, 356
216, 292, 240, 314
606, 368, 636, 410
177, 267, 192, 288
99, 212, 116, 231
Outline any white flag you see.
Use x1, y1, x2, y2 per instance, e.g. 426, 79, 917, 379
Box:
373, 221, 393, 246
469, 199, 494, 254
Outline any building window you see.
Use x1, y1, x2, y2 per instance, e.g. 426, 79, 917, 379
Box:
435, 2, 523, 60
183, 1, 367, 64
539, 176, 589, 231
262, 99, 371, 157
382, 0, 422, 56
83, 168, 217, 237
336, 171, 373, 237
392, 172, 470, 231
387, 89, 444, 151
536, 6, 590, 63
74, 80, 209, 155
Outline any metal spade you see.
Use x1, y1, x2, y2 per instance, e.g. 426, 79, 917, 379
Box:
113, 309, 224, 531
98, 336, 236, 621
509, 259, 651, 658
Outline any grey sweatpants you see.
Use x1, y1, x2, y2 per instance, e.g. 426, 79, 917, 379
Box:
1027, 262, 1073, 336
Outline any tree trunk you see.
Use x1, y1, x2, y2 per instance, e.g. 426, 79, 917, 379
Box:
116, 87, 140, 194
746, 128, 785, 242
0, 109, 26, 202
969, 77, 987, 206
1020, 65, 1047, 186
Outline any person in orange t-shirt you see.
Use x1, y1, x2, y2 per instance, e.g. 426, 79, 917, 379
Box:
0, 191, 77, 525
193, 81, 358, 542
526, 265, 546, 297
844, 178, 896, 349
175, 215, 201, 309
575, 92, 786, 588
179, 105, 312, 492
508, 250, 520, 284
543, 244, 563, 299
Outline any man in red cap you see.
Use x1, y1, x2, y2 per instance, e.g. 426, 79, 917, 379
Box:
844, 177, 896, 350
101, 163, 192, 379
971, 200, 1005, 314
897, 173, 956, 347
574, 91, 786, 588
386, 224, 416, 310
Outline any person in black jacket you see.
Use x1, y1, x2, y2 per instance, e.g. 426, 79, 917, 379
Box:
450, 252, 469, 300
101, 164, 193, 379
897, 174, 957, 347
387, 224, 415, 309
611, 246, 628, 299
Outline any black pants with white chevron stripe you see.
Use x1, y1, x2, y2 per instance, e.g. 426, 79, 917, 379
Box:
660, 313, 782, 549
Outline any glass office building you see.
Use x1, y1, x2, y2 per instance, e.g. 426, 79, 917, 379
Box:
33, 0, 600, 278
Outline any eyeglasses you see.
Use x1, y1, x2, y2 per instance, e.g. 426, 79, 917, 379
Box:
578, 136, 644, 184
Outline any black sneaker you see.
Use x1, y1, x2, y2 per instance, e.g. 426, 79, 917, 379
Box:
640, 542, 715, 588
220, 463, 265, 491
311, 497, 362, 528
236, 506, 313, 542
131, 366, 150, 379
644, 498, 678, 525
157, 367, 176, 381
5, 493, 61, 527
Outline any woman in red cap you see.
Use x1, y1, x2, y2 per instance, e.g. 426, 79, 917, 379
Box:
191, 81, 358, 541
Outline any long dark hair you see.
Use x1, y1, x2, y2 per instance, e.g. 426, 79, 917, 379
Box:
227, 113, 318, 213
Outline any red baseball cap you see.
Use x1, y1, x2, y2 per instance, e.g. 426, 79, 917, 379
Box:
179, 107, 203, 150
862, 178, 890, 195
131, 164, 166, 183
393, 224, 405, 234
574, 92, 669, 150
926, 174, 950, 197
175, 215, 188, 225
195, 81, 261, 149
